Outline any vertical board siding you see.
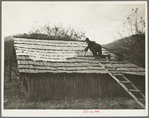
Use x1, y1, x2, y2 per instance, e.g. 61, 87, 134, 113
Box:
22, 73, 133, 100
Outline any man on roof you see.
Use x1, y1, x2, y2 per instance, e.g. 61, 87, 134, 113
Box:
84, 38, 110, 60
84, 38, 102, 57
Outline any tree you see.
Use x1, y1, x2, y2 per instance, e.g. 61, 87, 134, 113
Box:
126, 8, 145, 35
14, 23, 86, 41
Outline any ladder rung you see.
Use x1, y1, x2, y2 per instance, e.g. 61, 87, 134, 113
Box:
120, 81, 132, 84
113, 73, 123, 76
128, 89, 141, 92
138, 99, 145, 101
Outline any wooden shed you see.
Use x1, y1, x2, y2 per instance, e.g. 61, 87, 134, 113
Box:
13, 38, 145, 100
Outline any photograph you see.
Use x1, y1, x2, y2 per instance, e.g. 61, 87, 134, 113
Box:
2, 1, 148, 117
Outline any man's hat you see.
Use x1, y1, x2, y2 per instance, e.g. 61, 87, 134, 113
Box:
85, 38, 90, 42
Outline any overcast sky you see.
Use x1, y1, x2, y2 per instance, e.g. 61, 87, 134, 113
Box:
2, 1, 146, 44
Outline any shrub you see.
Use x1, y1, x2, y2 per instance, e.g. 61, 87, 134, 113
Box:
114, 34, 145, 67
14, 24, 86, 41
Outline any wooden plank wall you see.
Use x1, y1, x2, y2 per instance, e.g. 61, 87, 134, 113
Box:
22, 73, 131, 100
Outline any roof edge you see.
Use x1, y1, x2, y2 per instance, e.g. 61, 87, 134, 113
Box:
13, 36, 85, 42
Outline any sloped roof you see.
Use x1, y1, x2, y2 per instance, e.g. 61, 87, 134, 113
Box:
14, 38, 108, 74
13, 38, 145, 76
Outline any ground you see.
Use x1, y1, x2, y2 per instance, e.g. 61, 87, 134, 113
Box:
4, 65, 142, 109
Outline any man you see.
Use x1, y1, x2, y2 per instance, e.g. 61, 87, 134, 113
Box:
84, 38, 102, 58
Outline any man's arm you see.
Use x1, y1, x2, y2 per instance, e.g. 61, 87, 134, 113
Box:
84, 42, 91, 52
84, 46, 89, 52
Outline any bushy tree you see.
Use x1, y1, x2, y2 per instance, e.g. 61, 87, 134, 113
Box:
127, 8, 145, 35
15, 23, 86, 41
40, 24, 86, 40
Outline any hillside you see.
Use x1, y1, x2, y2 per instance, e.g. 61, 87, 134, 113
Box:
102, 34, 145, 68
4, 36, 16, 65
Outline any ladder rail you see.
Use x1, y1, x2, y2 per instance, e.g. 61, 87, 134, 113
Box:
99, 62, 145, 109
108, 69, 145, 108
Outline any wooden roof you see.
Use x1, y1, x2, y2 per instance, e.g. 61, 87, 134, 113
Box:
14, 38, 108, 74
13, 38, 145, 76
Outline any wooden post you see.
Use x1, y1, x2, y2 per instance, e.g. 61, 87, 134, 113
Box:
9, 57, 12, 83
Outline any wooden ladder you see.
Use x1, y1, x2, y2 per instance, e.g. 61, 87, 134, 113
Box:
99, 62, 145, 109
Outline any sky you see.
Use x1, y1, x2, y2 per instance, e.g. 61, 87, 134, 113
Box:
2, 1, 146, 44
